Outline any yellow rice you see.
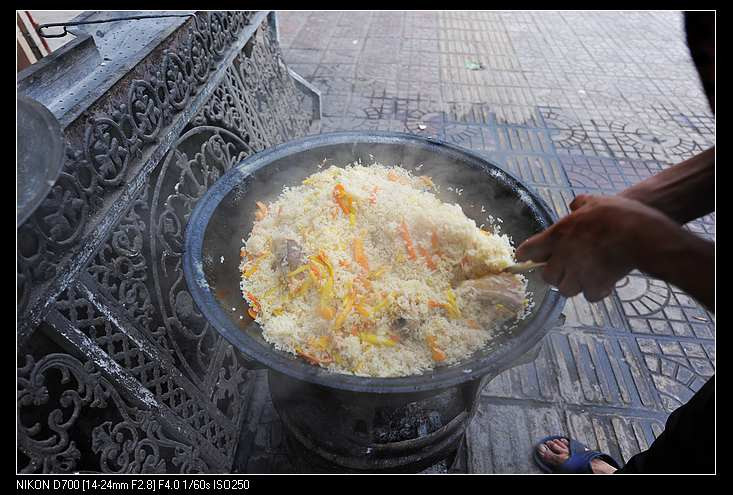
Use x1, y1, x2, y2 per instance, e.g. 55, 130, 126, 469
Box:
239, 163, 528, 377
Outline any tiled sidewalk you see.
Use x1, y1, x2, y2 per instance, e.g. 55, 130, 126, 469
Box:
237, 11, 715, 473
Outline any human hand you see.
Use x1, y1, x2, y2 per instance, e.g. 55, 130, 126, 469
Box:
515, 194, 681, 301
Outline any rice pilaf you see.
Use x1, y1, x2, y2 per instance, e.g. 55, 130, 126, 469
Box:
239, 163, 529, 377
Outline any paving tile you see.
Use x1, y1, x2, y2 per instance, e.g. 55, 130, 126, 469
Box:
307, 76, 353, 96
285, 62, 317, 78
482, 329, 662, 410
616, 271, 714, 339
313, 63, 356, 79
318, 49, 360, 64
354, 62, 400, 81
465, 399, 665, 473
686, 213, 715, 241
284, 48, 323, 65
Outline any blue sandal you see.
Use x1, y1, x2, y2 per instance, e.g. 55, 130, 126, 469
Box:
533, 435, 621, 473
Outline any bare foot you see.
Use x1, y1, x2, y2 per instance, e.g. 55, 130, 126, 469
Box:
536, 438, 617, 474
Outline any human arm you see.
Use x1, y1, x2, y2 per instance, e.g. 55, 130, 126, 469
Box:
619, 147, 714, 225
515, 195, 714, 311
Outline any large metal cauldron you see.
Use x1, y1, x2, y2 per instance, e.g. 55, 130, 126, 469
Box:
183, 132, 565, 472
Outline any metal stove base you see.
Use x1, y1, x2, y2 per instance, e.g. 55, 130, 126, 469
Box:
268, 370, 480, 473
282, 425, 461, 474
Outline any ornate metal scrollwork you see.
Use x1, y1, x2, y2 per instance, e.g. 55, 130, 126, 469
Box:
85, 117, 132, 188
17, 11, 249, 317
128, 80, 164, 143
89, 187, 154, 331
211, 345, 248, 421
18, 354, 210, 473
150, 127, 252, 381
53, 284, 234, 462
19, 11, 317, 473
18, 351, 211, 474
191, 67, 270, 152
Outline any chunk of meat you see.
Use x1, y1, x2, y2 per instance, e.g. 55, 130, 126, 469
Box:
390, 316, 421, 337
272, 238, 307, 284
455, 273, 526, 326
391, 317, 407, 330
285, 239, 306, 270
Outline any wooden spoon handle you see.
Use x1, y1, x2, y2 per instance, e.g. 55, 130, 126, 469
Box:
502, 261, 547, 274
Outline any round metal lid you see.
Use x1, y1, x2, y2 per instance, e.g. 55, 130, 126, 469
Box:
17, 95, 65, 228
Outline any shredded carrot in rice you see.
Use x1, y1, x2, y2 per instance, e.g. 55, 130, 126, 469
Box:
369, 186, 379, 205
431, 230, 442, 257
428, 300, 446, 310
417, 245, 437, 270
245, 291, 261, 319
296, 347, 333, 365
353, 237, 370, 272
426, 335, 446, 362
309, 260, 322, 279
399, 219, 417, 260
333, 184, 355, 217
255, 201, 268, 221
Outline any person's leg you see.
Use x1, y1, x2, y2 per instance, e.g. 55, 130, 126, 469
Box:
536, 375, 714, 473
617, 375, 715, 473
